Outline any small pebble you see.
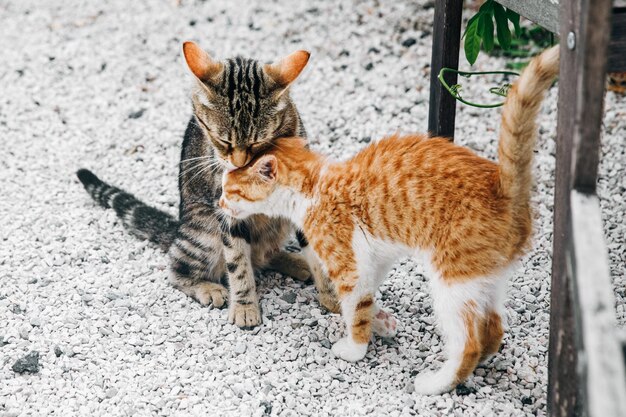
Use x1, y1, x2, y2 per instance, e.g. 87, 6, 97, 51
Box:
54, 346, 63, 357
401, 37, 417, 47
234, 343, 247, 355
19, 326, 30, 340
281, 291, 297, 304
12, 351, 40, 374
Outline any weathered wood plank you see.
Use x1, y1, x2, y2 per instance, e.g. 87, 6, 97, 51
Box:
547, 2, 581, 415
496, 0, 559, 33
608, 8, 626, 72
427, 0, 463, 139
570, 0, 612, 193
569, 191, 626, 417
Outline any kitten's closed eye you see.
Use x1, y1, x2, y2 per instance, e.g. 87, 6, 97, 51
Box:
249, 142, 271, 154
197, 116, 232, 149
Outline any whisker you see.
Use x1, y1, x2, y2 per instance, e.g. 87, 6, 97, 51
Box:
179, 160, 210, 179
182, 160, 222, 188
181, 162, 210, 186
179, 157, 225, 180
180, 156, 212, 164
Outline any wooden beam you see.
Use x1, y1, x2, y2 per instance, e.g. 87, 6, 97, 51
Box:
569, 191, 626, 417
495, 2, 626, 72
496, 0, 559, 33
427, 0, 463, 139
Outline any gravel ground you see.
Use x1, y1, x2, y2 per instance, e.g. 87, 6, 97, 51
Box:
1, 0, 624, 416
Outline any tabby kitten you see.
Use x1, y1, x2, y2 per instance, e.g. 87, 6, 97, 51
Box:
77, 42, 339, 328
219, 46, 559, 392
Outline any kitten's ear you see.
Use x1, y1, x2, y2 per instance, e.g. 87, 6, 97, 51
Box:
264, 50, 310, 90
253, 155, 278, 182
183, 41, 223, 84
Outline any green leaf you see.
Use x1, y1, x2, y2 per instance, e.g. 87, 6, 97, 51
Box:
477, 10, 485, 37
463, 11, 482, 39
464, 18, 481, 65
480, 12, 495, 52
479, 0, 494, 14
506, 9, 521, 37
493, 3, 512, 50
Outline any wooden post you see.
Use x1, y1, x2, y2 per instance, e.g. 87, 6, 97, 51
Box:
547, 11, 579, 416
548, 0, 613, 416
427, 0, 463, 139
570, 1, 613, 192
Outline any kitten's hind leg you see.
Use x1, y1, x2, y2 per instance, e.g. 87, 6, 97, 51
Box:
174, 280, 228, 308
479, 310, 504, 361
265, 251, 313, 282
413, 275, 492, 395
480, 277, 507, 361
370, 261, 399, 338
169, 222, 228, 308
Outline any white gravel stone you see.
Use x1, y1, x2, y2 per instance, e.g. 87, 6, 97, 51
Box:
1, 0, 624, 416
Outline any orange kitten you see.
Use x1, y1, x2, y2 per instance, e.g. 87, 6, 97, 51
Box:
219, 46, 559, 394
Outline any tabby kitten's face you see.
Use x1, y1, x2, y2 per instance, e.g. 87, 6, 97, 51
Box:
183, 42, 310, 168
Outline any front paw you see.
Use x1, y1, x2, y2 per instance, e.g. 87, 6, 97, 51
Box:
228, 302, 262, 329
331, 337, 367, 362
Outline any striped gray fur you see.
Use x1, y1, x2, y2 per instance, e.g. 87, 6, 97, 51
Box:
76, 169, 178, 251
77, 45, 340, 329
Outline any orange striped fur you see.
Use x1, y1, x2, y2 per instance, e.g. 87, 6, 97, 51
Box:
219, 46, 560, 393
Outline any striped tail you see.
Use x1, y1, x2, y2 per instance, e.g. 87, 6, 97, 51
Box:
497, 45, 560, 205
76, 169, 178, 250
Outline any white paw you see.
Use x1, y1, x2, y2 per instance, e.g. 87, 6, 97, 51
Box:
413, 371, 455, 395
372, 308, 398, 338
331, 337, 367, 362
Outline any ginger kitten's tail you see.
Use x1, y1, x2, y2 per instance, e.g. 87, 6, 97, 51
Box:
497, 45, 559, 203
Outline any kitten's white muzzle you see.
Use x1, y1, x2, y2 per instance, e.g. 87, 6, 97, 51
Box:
219, 196, 244, 219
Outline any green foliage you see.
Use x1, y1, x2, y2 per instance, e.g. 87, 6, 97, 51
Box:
480, 13, 494, 52
444, 2, 557, 107
462, 0, 520, 65
464, 18, 482, 66
493, 3, 511, 50
438, 68, 519, 108
503, 25, 555, 69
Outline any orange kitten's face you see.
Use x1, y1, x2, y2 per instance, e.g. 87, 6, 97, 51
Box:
219, 155, 278, 219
